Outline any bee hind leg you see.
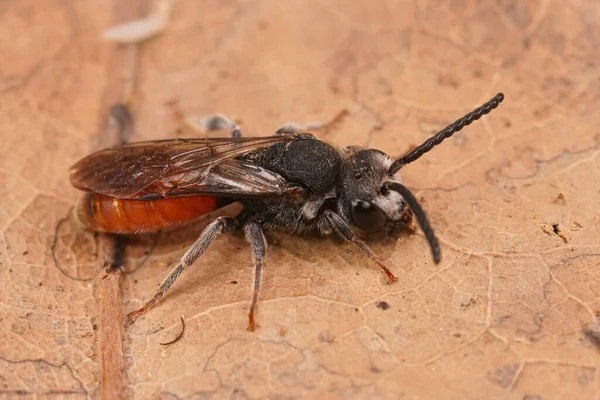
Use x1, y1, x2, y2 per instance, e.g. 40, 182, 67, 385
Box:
126, 216, 238, 325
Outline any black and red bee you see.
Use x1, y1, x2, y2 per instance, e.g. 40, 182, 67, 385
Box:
70, 93, 504, 331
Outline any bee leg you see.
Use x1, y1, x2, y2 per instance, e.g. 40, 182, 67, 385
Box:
275, 122, 304, 135
126, 216, 238, 324
275, 110, 349, 135
322, 210, 398, 284
174, 112, 242, 138
243, 222, 267, 332
166, 101, 242, 137
195, 114, 242, 138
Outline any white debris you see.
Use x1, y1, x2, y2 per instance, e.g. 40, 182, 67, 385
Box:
103, 0, 171, 44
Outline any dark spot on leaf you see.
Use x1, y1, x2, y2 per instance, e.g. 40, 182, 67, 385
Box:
375, 301, 390, 310
318, 330, 336, 343
552, 193, 566, 205
582, 323, 600, 348
461, 298, 477, 308
486, 364, 519, 388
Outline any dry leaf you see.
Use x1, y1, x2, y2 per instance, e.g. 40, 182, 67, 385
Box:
1, 1, 599, 399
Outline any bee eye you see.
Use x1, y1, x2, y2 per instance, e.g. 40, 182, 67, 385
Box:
350, 200, 387, 233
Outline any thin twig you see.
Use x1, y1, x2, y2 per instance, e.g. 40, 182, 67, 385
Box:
160, 316, 186, 346
97, 3, 149, 399
98, 270, 125, 399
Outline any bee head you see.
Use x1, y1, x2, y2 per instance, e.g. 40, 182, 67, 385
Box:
338, 149, 412, 235
336, 93, 504, 264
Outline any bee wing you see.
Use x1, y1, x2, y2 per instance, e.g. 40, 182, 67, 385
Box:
69, 136, 297, 199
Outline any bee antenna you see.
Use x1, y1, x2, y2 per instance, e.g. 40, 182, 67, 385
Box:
389, 93, 504, 176
383, 181, 441, 264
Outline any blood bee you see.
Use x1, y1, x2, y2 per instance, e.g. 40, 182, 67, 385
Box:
70, 93, 504, 331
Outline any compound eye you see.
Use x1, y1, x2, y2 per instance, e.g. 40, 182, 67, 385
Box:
350, 200, 387, 233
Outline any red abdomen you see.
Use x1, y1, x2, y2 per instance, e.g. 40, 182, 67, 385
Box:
77, 193, 218, 234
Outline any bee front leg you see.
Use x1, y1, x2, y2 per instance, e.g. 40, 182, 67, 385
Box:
322, 210, 398, 284
126, 216, 238, 324
243, 222, 267, 332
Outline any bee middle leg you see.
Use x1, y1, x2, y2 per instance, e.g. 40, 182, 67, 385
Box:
167, 100, 243, 138
243, 222, 267, 332
275, 109, 349, 135
195, 114, 242, 138
275, 123, 305, 135
126, 216, 238, 324
322, 210, 397, 284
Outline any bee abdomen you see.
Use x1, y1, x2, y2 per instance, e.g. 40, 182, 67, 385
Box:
77, 193, 218, 234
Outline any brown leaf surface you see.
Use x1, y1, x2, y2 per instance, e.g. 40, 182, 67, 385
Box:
1, 1, 600, 399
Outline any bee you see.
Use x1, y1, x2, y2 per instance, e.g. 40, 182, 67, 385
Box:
70, 93, 504, 331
